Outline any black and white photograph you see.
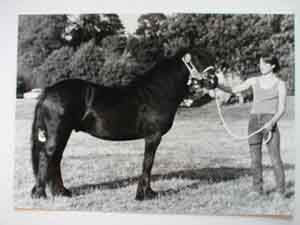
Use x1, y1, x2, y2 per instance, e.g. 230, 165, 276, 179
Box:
14, 13, 295, 216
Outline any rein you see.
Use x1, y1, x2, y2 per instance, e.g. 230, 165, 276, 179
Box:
181, 53, 272, 145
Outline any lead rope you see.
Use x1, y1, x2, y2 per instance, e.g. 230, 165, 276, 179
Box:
214, 91, 272, 144
181, 54, 273, 145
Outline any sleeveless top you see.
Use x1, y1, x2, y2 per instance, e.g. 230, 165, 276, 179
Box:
251, 77, 279, 114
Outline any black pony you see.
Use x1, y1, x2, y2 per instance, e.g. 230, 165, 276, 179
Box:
30, 49, 216, 200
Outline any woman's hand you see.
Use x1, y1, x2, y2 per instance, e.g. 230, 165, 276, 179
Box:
264, 120, 276, 132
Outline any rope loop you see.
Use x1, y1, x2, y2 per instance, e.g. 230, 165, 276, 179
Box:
214, 90, 272, 145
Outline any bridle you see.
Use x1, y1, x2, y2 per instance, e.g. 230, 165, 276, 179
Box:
181, 53, 214, 85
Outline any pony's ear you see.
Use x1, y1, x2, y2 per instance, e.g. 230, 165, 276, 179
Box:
183, 53, 192, 63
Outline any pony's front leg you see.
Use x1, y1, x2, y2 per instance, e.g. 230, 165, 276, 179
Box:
136, 132, 161, 200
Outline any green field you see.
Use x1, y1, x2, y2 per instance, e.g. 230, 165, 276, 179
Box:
14, 97, 295, 216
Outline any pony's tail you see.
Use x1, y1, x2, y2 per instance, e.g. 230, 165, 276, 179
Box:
31, 92, 47, 178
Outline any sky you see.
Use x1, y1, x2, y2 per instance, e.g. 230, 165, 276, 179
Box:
119, 14, 140, 34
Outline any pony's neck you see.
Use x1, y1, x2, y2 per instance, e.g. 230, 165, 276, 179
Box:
146, 58, 189, 101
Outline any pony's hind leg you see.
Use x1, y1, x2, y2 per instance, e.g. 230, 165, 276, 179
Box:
31, 147, 48, 199
136, 132, 162, 200
31, 100, 48, 199
31, 99, 73, 198
47, 126, 72, 197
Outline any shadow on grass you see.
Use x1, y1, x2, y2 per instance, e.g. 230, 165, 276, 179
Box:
265, 180, 295, 198
69, 163, 294, 198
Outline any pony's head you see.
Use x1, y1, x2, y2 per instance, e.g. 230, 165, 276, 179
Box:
179, 49, 218, 92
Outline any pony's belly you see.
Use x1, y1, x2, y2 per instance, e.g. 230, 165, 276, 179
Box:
82, 112, 143, 141
88, 126, 142, 141
79, 101, 175, 141
89, 132, 143, 141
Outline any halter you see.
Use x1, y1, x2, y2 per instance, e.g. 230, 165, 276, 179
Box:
181, 53, 273, 145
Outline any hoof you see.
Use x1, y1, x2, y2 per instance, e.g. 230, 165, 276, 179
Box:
52, 187, 72, 198
135, 188, 158, 201
31, 186, 47, 199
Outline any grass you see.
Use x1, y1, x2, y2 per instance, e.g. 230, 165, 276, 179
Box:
14, 97, 295, 216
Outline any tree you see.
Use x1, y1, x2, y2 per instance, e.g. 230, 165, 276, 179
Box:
33, 46, 75, 87
17, 15, 68, 89
101, 35, 127, 58
17, 14, 126, 89
69, 39, 104, 82
66, 14, 125, 47
18, 15, 68, 56
136, 13, 167, 38
17, 14, 294, 94
272, 14, 294, 94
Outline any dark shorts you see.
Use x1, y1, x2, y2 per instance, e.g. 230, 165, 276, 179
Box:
248, 114, 277, 145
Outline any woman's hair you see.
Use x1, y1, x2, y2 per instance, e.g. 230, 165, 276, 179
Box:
260, 53, 281, 73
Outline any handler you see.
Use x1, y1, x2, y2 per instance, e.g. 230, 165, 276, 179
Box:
215, 53, 287, 196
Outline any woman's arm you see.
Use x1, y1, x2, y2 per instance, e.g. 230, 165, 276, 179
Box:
217, 78, 255, 94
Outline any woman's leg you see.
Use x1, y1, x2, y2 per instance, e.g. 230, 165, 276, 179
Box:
248, 114, 263, 193
266, 126, 285, 194
249, 143, 263, 193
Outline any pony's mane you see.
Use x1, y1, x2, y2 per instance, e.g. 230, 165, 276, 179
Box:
128, 55, 179, 88
126, 47, 215, 91
131, 47, 214, 82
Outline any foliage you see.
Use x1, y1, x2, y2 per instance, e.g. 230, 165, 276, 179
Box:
97, 52, 139, 87
135, 13, 167, 38
17, 14, 294, 95
33, 46, 75, 87
17, 14, 125, 89
69, 40, 104, 82
18, 15, 67, 57
68, 36, 163, 87
17, 15, 69, 88
101, 35, 127, 57
16, 76, 26, 98
159, 14, 294, 94
66, 14, 125, 47
18, 51, 45, 89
